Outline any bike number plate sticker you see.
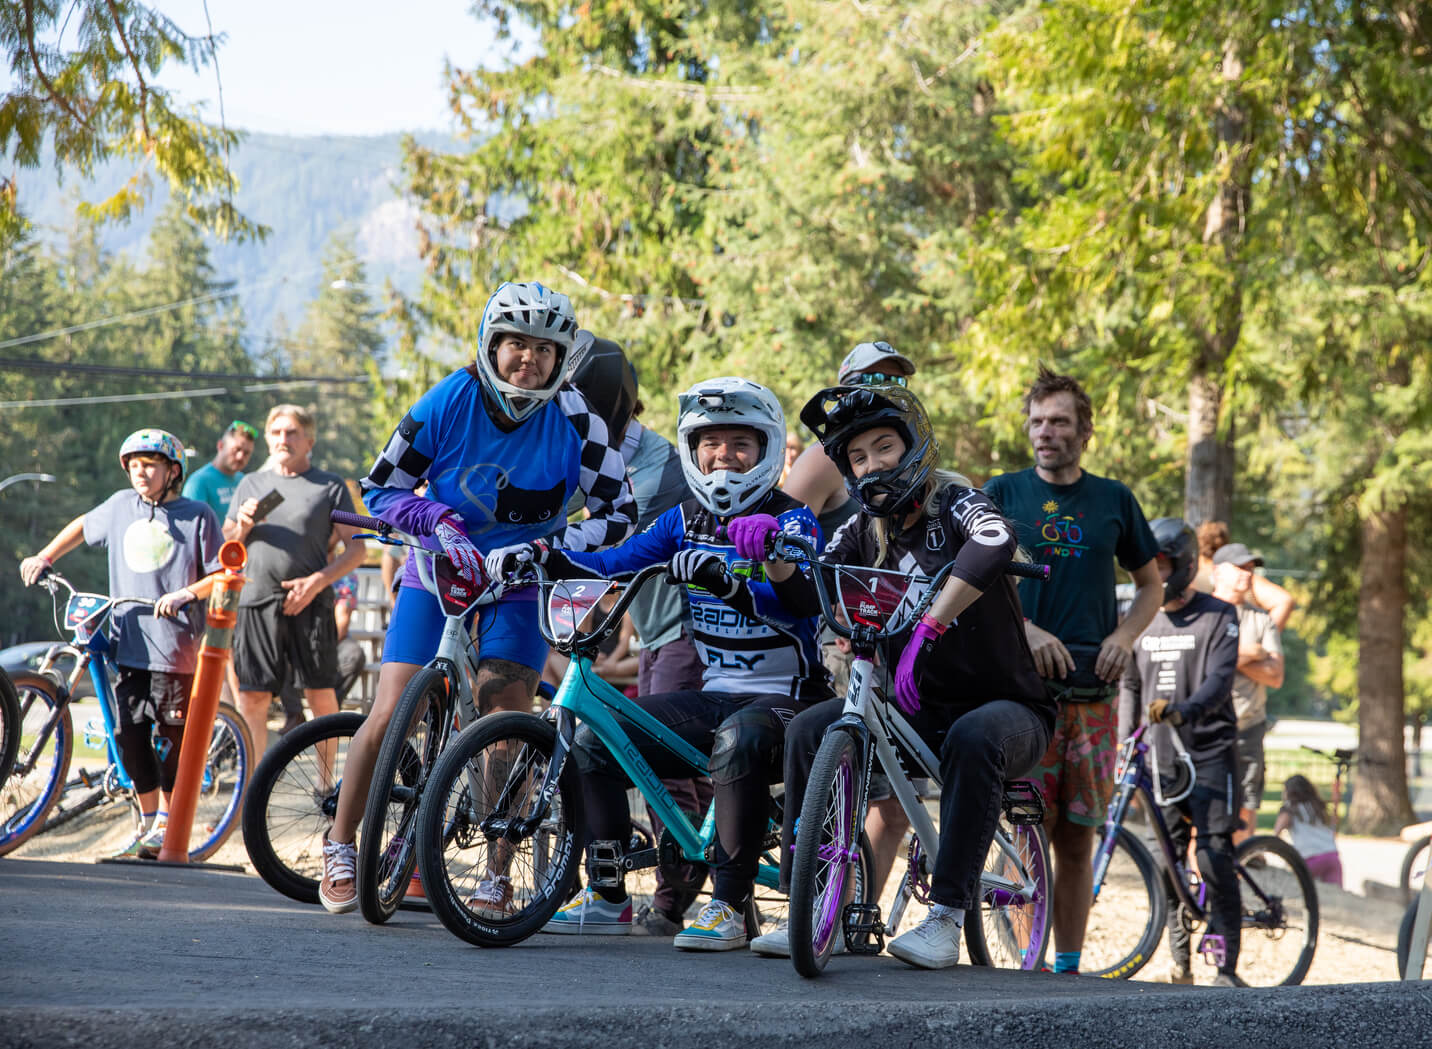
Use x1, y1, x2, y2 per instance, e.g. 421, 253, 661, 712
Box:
65, 594, 110, 638
547, 579, 615, 643
834, 567, 928, 632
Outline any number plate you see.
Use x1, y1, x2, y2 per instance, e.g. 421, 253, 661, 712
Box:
546, 579, 615, 644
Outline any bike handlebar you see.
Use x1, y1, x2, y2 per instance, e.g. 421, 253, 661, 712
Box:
765, 532, 1049, 641
330, 509, 394, 537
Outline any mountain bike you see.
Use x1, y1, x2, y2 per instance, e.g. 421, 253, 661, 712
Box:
242, 509, 507, 921
765, 532, 1053, 977
1087, 724, 1319, 985
413, 559, 861, 947
0, 569, 252, 859
0, 669, 20, 792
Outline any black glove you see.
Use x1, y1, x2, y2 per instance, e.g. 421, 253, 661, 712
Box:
667, 549, 739, 600
1147, 699, 1184, 727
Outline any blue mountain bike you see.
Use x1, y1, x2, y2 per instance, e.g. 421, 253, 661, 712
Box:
0, 568, 253, 859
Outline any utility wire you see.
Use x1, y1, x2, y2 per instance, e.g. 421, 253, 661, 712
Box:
0, 356, 365, 385
1, 377, 357, 410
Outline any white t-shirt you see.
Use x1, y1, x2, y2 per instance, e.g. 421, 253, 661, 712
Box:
1284, 803, 1337, 858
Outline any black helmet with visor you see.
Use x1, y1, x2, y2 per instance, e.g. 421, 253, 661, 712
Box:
799, 385, 940, 518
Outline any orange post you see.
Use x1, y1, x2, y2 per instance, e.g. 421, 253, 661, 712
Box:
158, 541, 247, 863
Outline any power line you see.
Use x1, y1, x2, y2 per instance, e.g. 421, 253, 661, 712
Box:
1, 378, 358, 410
0, 356, 364, 385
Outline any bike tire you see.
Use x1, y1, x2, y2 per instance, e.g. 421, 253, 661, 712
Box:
1236, 833, 1319, 986
965, 817, 1053, 971
417, 711, 583, 947
1082, 824, 1166, 979
358, 667, 449, 924
242, 712, 364, 903
788, 727, 865, 977
0, 669, 21, 790
0, 672, 74, 857
1401, 835, 1431, 905
185, 701, 255, 862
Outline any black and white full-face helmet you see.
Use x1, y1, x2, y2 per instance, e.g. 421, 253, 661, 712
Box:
799, 385, 940, 518
474, 281, 584, 423
675, 377, 786, 518
1150, 517, 1198, 603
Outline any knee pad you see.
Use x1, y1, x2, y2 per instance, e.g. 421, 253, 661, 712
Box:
708, 708, 783, 786
1195, 832, 1236, 879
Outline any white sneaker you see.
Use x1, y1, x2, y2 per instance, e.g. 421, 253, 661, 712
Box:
319, 835, 359, 914
466, 873, 514, 919
749, 921, 849, 958
887, 907, 963, 970
673, 899, 747, 951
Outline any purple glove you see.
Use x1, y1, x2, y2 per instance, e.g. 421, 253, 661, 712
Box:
894, 615, 949, 716
433, 515, 484, 587
728, 514, 781, 561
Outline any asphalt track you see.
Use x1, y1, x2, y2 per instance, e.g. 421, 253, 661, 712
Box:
1, 858, 1429, 1049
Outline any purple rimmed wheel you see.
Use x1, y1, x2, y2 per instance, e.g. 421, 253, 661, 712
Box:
789, 728, 867, 977
964, 818, 1052, 970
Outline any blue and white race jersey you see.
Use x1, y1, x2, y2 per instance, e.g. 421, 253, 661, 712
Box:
563, 490, 829, 699
361, 368, 635, 554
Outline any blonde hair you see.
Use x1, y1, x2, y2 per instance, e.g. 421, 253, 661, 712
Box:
266, 403, 317, 440
869, 469, 973, 567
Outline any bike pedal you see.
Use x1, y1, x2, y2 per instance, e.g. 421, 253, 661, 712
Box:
842, 902, 885, 955
1001, 780, 1046, 826
1197, 933, 1227, 968
586, 839, 625, 890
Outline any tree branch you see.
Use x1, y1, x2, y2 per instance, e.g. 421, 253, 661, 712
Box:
21, 0, 92, 130
105, 0, 153, 141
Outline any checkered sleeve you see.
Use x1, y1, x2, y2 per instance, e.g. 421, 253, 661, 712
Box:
554, 388, 636, 552
360, 389, 455, 537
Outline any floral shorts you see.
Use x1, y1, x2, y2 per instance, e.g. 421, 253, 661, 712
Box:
1031, 695, 1118, 827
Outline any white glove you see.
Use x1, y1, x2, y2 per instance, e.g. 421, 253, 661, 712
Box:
484, 540, 549, 583
434, 516, 484, 587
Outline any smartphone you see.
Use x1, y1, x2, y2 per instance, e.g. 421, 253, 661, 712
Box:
251, 489, 285, 523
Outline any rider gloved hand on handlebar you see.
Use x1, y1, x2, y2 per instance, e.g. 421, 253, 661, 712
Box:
894, 614, 949, 716
483, 539, 582, 583
667, 548, 741, 600
727, 514, 782, 562
434, 515, 485, 587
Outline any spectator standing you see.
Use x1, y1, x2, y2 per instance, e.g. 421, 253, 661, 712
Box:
182, 420, 257, 518
1193, 520, 1295, 630
20, 429, 221, 857
224, 405, 367, 752
982, 365, 1163, 976
1210, 542, 1284, 844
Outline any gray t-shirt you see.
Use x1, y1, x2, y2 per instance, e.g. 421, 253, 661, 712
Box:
228, 468, 355, 608
82, 491, 222, 673
1232, 603, 1281, 730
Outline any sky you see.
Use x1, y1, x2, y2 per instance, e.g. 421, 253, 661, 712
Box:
24, 1, 521, 137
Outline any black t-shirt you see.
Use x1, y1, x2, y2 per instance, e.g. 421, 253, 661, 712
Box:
983, 468, 1159, 650
1119, 591, 1240, 768
821, 483, 1054, 731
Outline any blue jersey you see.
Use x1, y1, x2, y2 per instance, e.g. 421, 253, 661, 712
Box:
563, 490, 829, 699
361, 369, 635, 554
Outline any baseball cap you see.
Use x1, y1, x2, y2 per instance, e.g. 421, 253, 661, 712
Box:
1212, 542, 1264, 568
837, 341, 916, 384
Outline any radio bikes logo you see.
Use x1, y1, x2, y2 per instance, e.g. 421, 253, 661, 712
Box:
1036, 499, 1088, 559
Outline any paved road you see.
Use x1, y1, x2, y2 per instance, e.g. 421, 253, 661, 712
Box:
1, 858, 1429, 1049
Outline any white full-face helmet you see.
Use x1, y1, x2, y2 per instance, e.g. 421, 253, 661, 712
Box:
676, 377, 786, 518
474, 281, 585, 423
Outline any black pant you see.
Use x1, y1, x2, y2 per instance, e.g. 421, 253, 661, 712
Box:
780, 697, 1049, 910
573, 688, 817, 905
1162, 749, 1242, 974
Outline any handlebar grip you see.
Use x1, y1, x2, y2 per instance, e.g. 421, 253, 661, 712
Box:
1007, 561, 1050, 582
330, 509, 390, 534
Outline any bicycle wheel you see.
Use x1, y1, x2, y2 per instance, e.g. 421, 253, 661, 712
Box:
1401, 836, 1431, 905
358, 667, 450, 924
1082, 824, 1166, 979
416, 711, 583, 947
1235, 833, 1318, 986
0, 672, 74, 857
242, 712, 363, 903
0, 669, 20, 789
965, 818, 1052, 970
185, 701, 254, 861
788, 727, 865, 977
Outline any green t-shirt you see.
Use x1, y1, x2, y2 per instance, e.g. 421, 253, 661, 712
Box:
983, 468, 1159, 649
183, 462, 244, 519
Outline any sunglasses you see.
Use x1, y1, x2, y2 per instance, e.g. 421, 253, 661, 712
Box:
228, 420, 259, 440
844, 372, 908, 388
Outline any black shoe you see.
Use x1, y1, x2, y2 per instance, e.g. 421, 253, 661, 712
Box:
1212, 972, 1248, 988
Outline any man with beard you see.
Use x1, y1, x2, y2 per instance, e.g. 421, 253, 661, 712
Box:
983, 365, 1163, 976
